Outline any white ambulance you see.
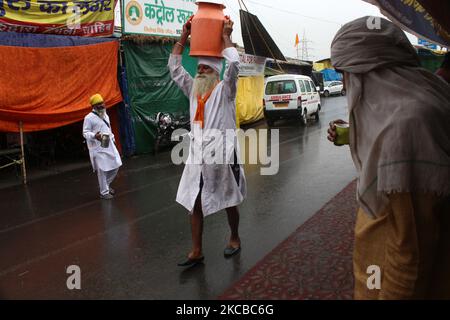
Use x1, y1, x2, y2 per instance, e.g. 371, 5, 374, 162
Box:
263, 74, 321, 126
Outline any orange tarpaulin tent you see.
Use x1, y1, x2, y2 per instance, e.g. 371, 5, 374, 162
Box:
0, 38, 123, 133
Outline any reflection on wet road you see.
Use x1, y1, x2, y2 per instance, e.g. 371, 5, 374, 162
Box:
0, 96, 356, 299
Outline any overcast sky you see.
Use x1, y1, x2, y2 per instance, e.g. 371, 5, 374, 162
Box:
116, 0, 418, 61
222, 0, 417, 60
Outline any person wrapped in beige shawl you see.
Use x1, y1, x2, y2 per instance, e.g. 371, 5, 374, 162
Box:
327, 16, 450, 299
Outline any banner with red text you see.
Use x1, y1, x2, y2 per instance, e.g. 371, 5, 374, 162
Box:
0, 0, 116, 37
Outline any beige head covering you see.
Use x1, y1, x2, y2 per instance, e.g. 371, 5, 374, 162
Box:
331, 16, 450, 217
198, 56, 223, 74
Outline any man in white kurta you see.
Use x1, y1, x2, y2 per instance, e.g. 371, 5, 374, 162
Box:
168, 18, 246, 266
83, 94, 122, 200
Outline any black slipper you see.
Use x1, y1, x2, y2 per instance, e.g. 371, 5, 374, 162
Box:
177, 256, 204, 267
224, 246, 241, 258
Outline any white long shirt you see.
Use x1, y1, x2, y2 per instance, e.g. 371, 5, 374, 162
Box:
82, 111, 122, 172
168, 47, 247, 216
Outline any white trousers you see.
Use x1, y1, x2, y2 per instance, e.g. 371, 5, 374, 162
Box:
97, 168, 119, 196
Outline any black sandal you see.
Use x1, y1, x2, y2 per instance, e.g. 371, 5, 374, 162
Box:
224, 246, 241, 258
177, 256, 204, 267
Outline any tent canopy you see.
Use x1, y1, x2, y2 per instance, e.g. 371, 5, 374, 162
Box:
0, 32, 122, 132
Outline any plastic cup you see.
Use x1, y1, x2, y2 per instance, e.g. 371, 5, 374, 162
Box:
334, 123, 349, 146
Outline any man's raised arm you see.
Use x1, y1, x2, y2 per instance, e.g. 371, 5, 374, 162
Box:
168, 17, 194, 97
222, 18, 240, 99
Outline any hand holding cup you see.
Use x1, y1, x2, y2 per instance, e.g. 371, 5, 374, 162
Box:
327, 119, 349, 146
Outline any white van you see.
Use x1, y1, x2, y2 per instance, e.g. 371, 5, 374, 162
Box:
263, 74, 321, 126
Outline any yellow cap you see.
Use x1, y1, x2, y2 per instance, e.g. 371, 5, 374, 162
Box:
90, 93, 104, 106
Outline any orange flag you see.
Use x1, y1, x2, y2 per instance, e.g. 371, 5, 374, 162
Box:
295, 33, 300, 47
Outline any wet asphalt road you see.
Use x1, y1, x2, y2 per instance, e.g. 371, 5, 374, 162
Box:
0, 96, 356, 299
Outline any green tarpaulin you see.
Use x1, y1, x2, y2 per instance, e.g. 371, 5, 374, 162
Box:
123, 41, 198, 154
417, 48, 445, 73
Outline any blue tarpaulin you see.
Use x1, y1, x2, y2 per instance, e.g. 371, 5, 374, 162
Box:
321, 68, 343, 82
0, 31, 114, 47
117, 64, 136, 157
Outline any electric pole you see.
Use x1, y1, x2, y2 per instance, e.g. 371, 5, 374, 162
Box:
300, 30, 313, 61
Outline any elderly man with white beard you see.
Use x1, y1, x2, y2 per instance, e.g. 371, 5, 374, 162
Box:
168, 17, 247, 267
83, 94, 122, 200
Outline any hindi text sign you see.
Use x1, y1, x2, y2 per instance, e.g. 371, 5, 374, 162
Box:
123, 0, 196, 37
0, 0, 115, 37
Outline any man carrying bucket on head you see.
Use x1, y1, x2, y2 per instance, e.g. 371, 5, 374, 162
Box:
168, 10, 246, 267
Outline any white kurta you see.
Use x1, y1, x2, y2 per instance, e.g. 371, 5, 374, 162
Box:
82, 112, 122, 172
168, 47, 247, 216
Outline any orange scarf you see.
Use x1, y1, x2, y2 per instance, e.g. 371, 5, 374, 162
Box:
194, 90, 213, 128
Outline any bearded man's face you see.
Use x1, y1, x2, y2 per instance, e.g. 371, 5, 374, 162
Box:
193, 64, 219, 96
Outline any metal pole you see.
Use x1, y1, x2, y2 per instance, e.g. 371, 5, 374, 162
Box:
19, 121, 27, 185
118, 0, 124, 37
118, 0, 125, 67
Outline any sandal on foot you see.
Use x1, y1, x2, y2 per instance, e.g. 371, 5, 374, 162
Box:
224, 246, 241, 258
177, 256, 204, 267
